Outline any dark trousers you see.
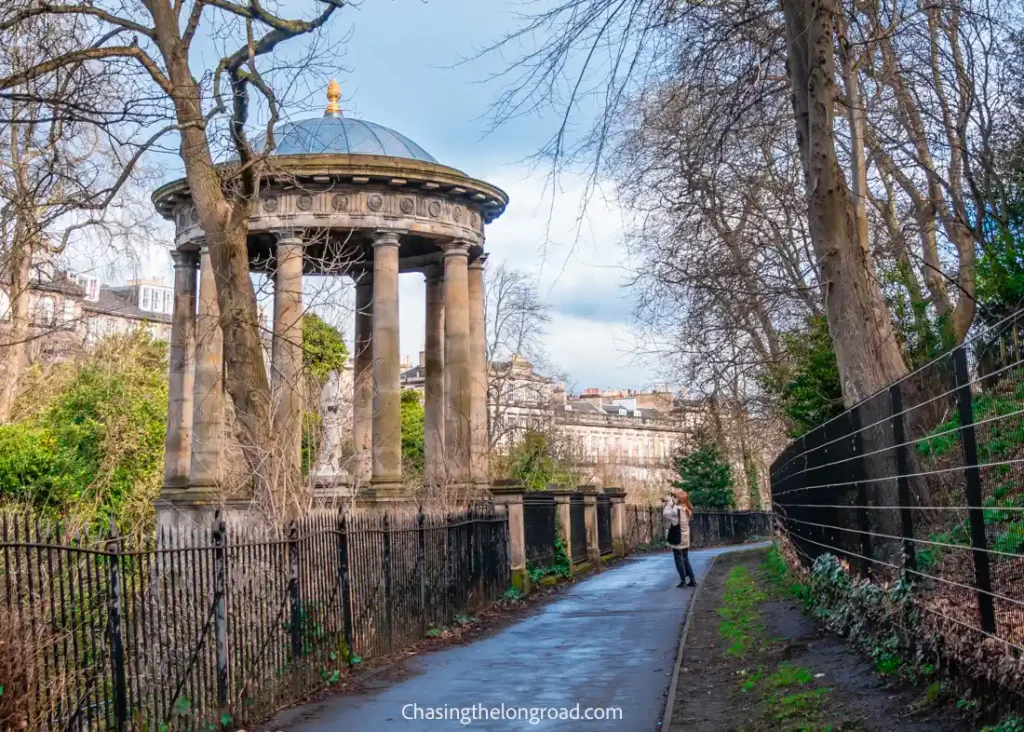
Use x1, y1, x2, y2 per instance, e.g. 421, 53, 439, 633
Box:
673, 548, 696, 584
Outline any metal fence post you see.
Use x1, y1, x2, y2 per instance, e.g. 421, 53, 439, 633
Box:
105, 517, 128, 731
288, 521, 302, 662
382, 513, 393, 648
888, 383, 917, 572
417, 509, 426, 634
212, 514, 229, 716
336, 511, 354, 662
953, 345, 997, 634
443, 512, 452, 623
467, 507, 480, 603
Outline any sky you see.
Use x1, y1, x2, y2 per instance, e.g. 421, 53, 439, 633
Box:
77, 0, 664, 392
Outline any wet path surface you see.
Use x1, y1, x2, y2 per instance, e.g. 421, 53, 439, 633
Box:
269, 544, 766, 731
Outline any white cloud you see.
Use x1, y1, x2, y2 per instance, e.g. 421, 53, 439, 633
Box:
398, 167, 656, 389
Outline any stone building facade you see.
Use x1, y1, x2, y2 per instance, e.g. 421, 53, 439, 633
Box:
0, 269, 173, 363
404, 353, 698, 490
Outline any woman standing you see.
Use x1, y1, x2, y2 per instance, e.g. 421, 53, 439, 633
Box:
663, 491, 697, 588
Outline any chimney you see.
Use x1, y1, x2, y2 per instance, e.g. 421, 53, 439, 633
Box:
419, 350, 425, 368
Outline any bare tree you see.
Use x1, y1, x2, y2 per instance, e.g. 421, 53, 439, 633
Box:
483, 262, 559, 450
0, 0, 348, 505
0, 11, 154, 421
484, 0, 1024, 407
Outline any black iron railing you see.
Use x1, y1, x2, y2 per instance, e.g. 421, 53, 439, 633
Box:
0, 505, 509, 730
523, 493, 557, 566
569, 496, 587, 564
597, 496, 613, 554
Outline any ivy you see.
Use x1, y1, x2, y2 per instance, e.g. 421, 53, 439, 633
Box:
760, 315, 845, 438
527, 520, 571, 582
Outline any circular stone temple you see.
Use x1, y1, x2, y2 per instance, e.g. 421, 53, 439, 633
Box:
153, 81, 508, 519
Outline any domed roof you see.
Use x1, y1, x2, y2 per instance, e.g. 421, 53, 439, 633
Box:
259, 115, 438, 163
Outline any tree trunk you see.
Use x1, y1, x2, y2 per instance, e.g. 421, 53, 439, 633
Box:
0, 236, 31, 423
151, 10, 276, 505
782, 0, 908, 407
783, 0, 910, 555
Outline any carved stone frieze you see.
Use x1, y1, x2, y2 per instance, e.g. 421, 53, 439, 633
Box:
173, 185, 487, 247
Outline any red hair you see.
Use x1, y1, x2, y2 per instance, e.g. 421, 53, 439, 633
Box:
674, 491, 694, 517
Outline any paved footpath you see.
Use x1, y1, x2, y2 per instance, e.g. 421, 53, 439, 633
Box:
269, 544, 764, 732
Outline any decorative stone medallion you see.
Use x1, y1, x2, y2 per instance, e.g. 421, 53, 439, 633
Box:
332, 193, 349, 211
428, 200, 442, 218
297, 193, 314, 211
189, 208, 199, 224
367, 193, 384, 212
452, 205, 463, 223
399, 197, 415, 215
262, 195, 279, 213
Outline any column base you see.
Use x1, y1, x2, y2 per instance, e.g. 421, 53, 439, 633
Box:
359, 480, 409, 503
156, 486, 259, 532
510, 567, 531, 595
162, 475, 190, 490
612, 539, 625, 558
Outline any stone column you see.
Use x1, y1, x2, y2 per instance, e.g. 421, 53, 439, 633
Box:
443, 242, 471, 484
163, 249, 199, 489
553, 489, 573, 576
371, 231, 403, 490
190, 245, 225, 487
608, 489, 626, 557
272, 233, 304, 489
492, 483, 529, 594
467, 255, 489, 487
424, 266, 445, 484
583, 490, 601, 564
352, 272, 373, 486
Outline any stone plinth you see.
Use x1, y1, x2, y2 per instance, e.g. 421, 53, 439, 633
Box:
606, 488, 627, 557
581, 488, 601, 565
551, 488, 574, 575
492, 482, 528, 593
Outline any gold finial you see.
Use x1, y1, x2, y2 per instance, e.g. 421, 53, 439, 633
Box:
325, 79, 342, 116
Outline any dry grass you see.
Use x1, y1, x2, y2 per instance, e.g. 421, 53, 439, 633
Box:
0, 603, 45, 731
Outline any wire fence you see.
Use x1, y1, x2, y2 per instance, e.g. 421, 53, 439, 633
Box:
771, 307, 1024, 660
0, 505, 509, 731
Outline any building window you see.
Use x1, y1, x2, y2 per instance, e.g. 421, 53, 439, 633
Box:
163, 290, 173, 313
36, 296, 55, 326
141, 287, 151, 311
62, 300, 76, 328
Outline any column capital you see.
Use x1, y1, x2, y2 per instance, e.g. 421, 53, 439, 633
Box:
423, 263, 444, 283
443, 240, 470, 259
170, 249, 200, 269
468, 253, 488, 271
372, 229, 403, 248
270, 229, 304, 245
